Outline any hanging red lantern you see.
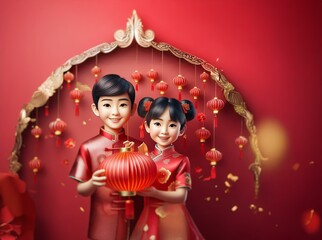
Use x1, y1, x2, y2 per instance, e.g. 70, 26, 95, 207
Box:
200, 71, 209, 88
31, 125, 42, 139
205, 148, 222, 179
49, 118, 67, 147
189, 86, 201, 109
63, 71, 74, 89
195, 127, 211, 153
91, 65, 102, 81
29, 156, 41, 183
235, 135, 248, 160
70, 88, 84, 116
147, 69, 158, 91
131, 70, 142, 91
99, 147, 157, 219
207, 97, 225, 128
173, 74, 187, 100
156, 80, 168, 95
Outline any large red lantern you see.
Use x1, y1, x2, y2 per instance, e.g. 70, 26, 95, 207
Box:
131, 70, 142, 91
91, 65, 102, 81
70, 88, 84, 116
195, 127, 211, 153
156, 80, 168, 95
205, 148, 222, 179
49, 118, 67, 147
147, 69, 158, 91
189, 86, 201, 109
63, 71, 74, 89
235, 135, 248, 160
99, 148, 157, 196
31, 125, 42, 139
207, 97, 225, 128
99, 148, 157, 219
29, 156, 41, 183
173, 74, 187, 100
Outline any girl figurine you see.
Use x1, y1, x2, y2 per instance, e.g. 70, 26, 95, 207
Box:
131, 97, 205, 240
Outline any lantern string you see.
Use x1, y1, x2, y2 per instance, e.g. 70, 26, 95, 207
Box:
178, 58, 181, 75
151, 48, 154, 69
95, 55, 98, 66
194, 65, 197, 86
57, 87, 60, 118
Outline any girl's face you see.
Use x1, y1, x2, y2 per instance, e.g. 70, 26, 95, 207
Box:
91, 93, 135, 134
145, 107, 184, 150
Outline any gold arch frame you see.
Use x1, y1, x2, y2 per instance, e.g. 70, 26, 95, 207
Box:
9, 10, 266, 197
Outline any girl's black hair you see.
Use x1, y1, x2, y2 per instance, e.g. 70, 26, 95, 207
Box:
137, 97, 195, 131
92, 74, 135, 109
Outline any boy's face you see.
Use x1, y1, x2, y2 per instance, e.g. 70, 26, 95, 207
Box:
91, 93, 135, 134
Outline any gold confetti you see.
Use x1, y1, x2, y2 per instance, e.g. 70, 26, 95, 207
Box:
205, 197, 211, 202
225, 181, 231, 188
60, 182, 66, 187
149, 236, 156, 240
155, 207, 167, 218
215, 197, 220, 202
249, 204, 256, 210
80, 207, 85, 212
231, 205, 238, 212
227, 173, 239, 182
82, 121, 87, 125
224, 189, 230, 194
309, 161, 315, 165
258, 207, 264, 212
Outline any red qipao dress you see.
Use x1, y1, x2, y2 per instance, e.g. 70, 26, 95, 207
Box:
130, 145, 205, 240
69, 128, 141, 240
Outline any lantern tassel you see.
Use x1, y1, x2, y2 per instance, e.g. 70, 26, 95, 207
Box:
75, 103, 80, 116
239, 148, 243, 160
56, 136, 61, 147
178, 91, 182, 101
125, 199, 134, 220
201, 142, 205, 154
214, 115, 218, 128
151, 83, 154, 91
210, 166, 216, 179
194, 100, 198, 109
139, 123, 145, 139
135, 83, 139, 91
67, 82, 71, 90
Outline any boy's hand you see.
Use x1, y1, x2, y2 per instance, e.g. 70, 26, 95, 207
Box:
123, 140, 135, 149
91, 169, 106, 187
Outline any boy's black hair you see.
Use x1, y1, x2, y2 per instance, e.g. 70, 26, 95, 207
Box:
92, 74, 135, 109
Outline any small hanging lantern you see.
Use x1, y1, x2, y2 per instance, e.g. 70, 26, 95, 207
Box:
131, 70, 142, 91
173, 74, 187, 101
49, 118, 67, 147
235, 135, 248, 160
195, 127, 211, 153
63, 71, 75, 89
91, 65, 102, 81
189, 86, 201, 109
31, 125, 42, 139
156, 80, 168, 95
207, 97, 225, 128
70, 88, 84, 116
99, 147, 157, 219
205, 148, 222, 179
200, 71, 209, 88
147, 69, 158, 91
29, 156, 41, 183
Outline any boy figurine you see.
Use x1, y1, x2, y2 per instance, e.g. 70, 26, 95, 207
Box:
69, 74, 140, 240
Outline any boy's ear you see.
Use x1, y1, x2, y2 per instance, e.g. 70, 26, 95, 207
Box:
131, 103, 137, 116
179, 125, 187, 136
144, 121, 150, 133
91, 103, 99, 116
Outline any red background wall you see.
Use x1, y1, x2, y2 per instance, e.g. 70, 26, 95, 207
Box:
0, 0, 321, 239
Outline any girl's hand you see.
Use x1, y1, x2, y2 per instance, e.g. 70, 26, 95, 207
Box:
91, 169, 106, 187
